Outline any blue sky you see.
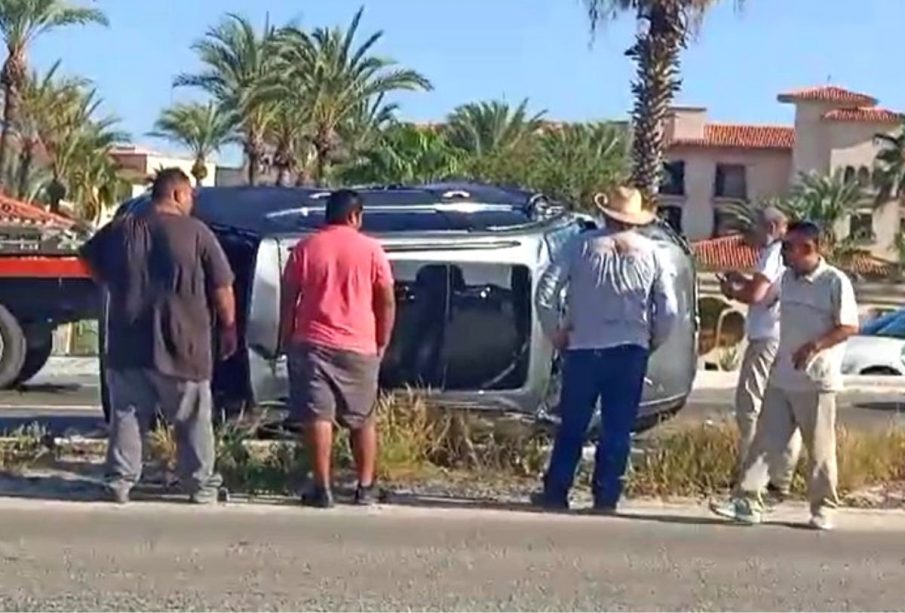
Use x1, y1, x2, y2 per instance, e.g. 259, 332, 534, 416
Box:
30, 0, 905, 165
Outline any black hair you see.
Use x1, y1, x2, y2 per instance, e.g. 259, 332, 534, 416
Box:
150, 167, 192, 201
325, 189, 363, 225
786, 220, 822, 246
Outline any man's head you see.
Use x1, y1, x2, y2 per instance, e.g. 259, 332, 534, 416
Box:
325, 189, 364, 228
752, 206, 788, 248
782, 220, 823, 274
151, 168, 194, 215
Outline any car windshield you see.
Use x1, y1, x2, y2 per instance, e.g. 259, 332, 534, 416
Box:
861, 309, 905, 338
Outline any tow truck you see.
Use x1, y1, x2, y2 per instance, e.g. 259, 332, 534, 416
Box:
0, 195, 99, 388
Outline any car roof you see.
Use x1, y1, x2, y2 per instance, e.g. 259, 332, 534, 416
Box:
116, 183, 571, 236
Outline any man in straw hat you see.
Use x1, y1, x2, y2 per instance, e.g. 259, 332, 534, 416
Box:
533, 186, 678, 512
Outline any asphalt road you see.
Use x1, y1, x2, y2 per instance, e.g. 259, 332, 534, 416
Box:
0, 376, 902, 437
0, 498, 902, 610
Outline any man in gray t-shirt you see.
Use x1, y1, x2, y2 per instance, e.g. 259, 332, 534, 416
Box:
80, 168, 237, 505
712, 221, 858, 530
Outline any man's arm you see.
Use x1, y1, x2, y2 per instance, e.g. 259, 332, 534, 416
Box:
78, 223, 113, 285
535, 239, 576, 349
792, 274, 860, 369
650, 254, 679, 351
372, 249, 396, 356
279, 248, 302, 353
200, 228, 238, 360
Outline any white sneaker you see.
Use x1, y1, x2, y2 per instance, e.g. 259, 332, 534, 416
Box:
709, 497, 763, 525
808, 514, 834, 531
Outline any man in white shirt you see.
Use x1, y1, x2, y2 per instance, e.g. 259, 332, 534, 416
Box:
712, 221, 859, 530
720, 207, 801, 498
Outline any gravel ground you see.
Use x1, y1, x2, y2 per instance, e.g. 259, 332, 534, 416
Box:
0, 498, 903, 611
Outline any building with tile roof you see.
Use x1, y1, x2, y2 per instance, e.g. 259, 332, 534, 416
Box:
660, 86, 904, 261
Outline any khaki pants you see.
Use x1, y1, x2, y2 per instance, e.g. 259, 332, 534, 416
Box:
739, 385, 839, 515
734, 339, 802, 491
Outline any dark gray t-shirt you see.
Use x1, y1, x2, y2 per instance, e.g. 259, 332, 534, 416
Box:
80, 211, 234, 381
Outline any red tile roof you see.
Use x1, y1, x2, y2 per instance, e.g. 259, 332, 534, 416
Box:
669, 124, 795, 150
693, 234, 759, 270
692, 234, 898, 280
821, 107, 903, 124
0, 194, 75, 229
777, 86, 877, 107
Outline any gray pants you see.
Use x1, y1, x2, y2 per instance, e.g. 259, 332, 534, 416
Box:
106, 369, 221, 496
734, 339, 801, 490
739, 385, 839, 516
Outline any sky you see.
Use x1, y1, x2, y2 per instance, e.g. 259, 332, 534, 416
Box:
29, 0, 905, 166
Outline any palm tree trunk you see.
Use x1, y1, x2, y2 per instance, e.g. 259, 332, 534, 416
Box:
0, 83, 16, 192
17, 145, 33, 200
626, 0, 687, 209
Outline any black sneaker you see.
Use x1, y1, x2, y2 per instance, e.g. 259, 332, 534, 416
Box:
300, 485, 335, 509
529, 490, 569, 510
591, 501, 618, 515
354, 483, 378, 506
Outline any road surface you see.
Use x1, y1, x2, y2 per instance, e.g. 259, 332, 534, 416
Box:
0, 498, 901, 610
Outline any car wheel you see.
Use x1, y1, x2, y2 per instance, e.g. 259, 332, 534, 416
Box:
0, 304, 27, 389
13, 329, 54, 385
860, 366, 901, 376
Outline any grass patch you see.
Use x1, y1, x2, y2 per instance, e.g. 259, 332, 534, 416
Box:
0, 423, 54, 472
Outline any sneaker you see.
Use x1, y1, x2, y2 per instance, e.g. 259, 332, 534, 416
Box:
354, 483, 378, 506
301, 485, 335, 509
189, 489, 219, 505
808, 513, 834, 531
107, 484, 130, 505
529, 490, 569, 510
709, 497, 763, 525
591, 501, 618, 516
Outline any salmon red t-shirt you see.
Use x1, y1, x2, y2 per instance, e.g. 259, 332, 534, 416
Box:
286, 225, 393, 355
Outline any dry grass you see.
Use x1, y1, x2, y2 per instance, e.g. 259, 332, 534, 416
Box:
118, 395, 905, 502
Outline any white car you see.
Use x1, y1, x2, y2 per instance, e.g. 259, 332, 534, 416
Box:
841, 309, 905, 376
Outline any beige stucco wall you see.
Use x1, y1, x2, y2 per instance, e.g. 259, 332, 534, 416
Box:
666, 146, 792, 240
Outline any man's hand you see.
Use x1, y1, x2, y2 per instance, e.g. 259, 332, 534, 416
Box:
218, 324, 239, 361
792, 340, 819, 370
719, 277, 735, 299
551, 328, 570, 352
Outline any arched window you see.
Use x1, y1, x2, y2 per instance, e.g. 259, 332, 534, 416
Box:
843, 165, 856, 184
858, 166, 871, 188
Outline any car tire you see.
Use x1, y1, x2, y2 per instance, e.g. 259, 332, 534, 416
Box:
0, 304, 28, 389
860, 366, 901, 376
13, 329, 54, 385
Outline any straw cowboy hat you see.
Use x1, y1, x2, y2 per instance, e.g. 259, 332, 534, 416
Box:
593, 186, 656, 226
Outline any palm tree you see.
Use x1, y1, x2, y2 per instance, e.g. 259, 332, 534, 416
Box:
15, 60, 86, 200
584, 0, 742, 207
43, 86, 127, 214
276, 8, 432, 184
150, 102, 236, 185
175, 13, 279, 185
337, 122, 461, 185
0, 0, 108, 191
535, 122, 629, 210
874, 126, 905, 201
445, 99, 545, 157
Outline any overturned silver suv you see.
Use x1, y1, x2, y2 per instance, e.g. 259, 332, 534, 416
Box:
102, 183, 698, 430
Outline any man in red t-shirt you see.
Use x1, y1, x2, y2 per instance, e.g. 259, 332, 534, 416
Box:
280, 189, 396, 508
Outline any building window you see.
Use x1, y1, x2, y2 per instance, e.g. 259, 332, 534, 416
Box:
658, 205, 683, 234
857, 166, 871, 189
714, 164, 747, 199
850, 211, 875, 242
843, 166, 856, 184
661, 161, 686, 196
